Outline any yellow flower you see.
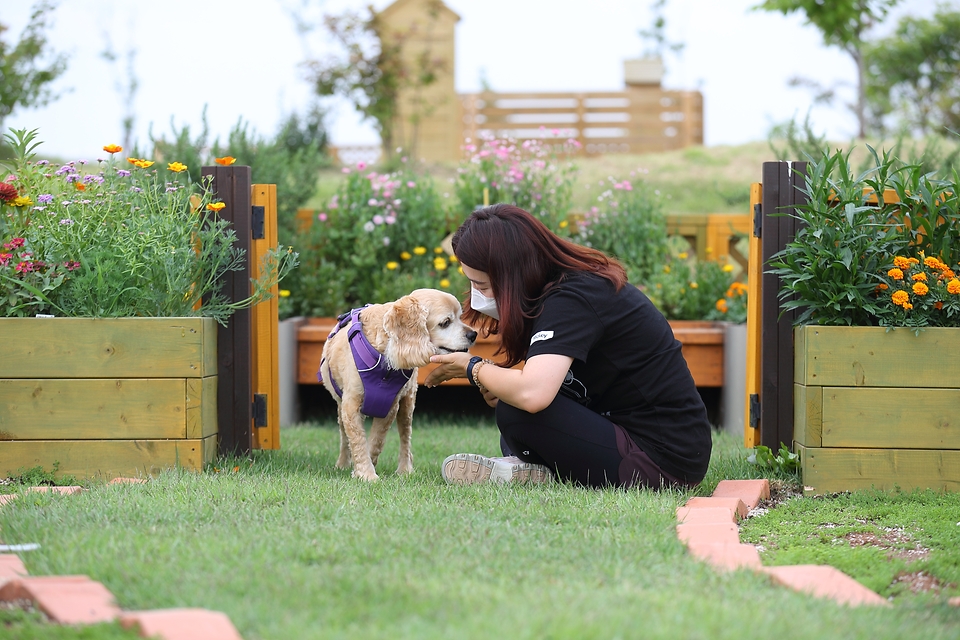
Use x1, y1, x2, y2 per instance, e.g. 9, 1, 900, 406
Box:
689, 282, 699, 289
891, 290, 909, 307
206, 202, 226, 212
413, 246, 427, 256
677, 252, 688, 260
663, 265, 671, 274
947, 279, 960, 295
400, 251, 412, 260
434, 247, 444, 254
135, 159, 155, 168
168, 162, 188, 173
887, 268, 904, 280
215, 156, 237, 166
12, 195, 32, 207
449, 254, 458, 263
439, 279, 450, 288
127, 157, 140, 165
102, 144, 122, 154
559, 220, 568, 228
722, 264, 734, 273
386, 261, 399, 270
279, 289, 291, 298
433, 257, 448, 270
903, 302, 913, 310
705, 247, 713, 255
912, 282, 929, 296
911, 272, 927, 282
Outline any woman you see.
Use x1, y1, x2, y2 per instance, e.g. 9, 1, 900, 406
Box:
425, 204, 713, 489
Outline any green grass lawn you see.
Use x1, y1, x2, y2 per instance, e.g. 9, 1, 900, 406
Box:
1, 416, 959, 639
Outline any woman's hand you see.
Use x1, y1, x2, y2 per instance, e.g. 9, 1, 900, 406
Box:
423, 351, 473, 387
481, 388, 499, 408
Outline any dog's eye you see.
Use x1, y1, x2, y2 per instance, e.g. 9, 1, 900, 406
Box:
439, 318, 452, 328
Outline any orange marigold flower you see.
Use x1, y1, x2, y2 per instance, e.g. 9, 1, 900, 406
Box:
935, 301, 944, 310
891, 290, 909, 307
716, 299, 728, 313
903, 302, 913, 310
206, 202, 226, 212
912, 282, 929, 296
942, 269, 956, 279
894, 256, 912, 270
924, 256, 944, 270
214, 156, 236, 166
167, 162, 188, 173
911, 272, 927, 281
75, 182, 86, 191
907, 257, 920, 265
947, 279, 960, 295
875, 283, 889, 291
103, 144, 122, 154
887, 267, 904, 280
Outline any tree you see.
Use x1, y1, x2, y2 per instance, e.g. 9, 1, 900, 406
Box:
0, 1, 67, 134
301, 4, 446, 160
864, 8, 960, 137
755, 0, 900, 139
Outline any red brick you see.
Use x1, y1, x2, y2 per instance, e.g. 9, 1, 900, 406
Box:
712, 479, 770, 510
0, 555, 28, 584
686, 542, 763, 572
0, 494, 19, 507
121, 608, 243, 640
676, 506, 737, 525
0, 575, 122, 623
948, 596, 960, 607
109, 477, 148, 484
27, 486, 85, 495
762, 565, 890, 607
682, 496, 749, 519
676, 522, 741, 546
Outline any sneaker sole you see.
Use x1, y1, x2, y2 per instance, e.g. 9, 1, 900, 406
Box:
441, 453, 553, 485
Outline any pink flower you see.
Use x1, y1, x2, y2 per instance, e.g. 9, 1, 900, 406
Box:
368, 198, 379, 206
318, 213, 328, 222
341, 167, 351, 174
407, 181, 416, 188
356, 161, 367, 170
385, 215, 396, 224
373, 215, 384, 225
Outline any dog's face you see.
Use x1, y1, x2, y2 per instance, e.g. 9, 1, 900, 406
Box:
383, 288, 477, 369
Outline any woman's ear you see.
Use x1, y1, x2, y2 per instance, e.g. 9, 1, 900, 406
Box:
382, 295, 433, 369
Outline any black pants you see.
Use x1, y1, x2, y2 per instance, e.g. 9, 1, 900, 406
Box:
496, 394, 690, 490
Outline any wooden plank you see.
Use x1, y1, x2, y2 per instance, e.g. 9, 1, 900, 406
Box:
821, 387, 960, 449
793, 384, 822, 447
0, 318, 214, 379
794, 326, 960, 388
185, 376, 218, 439
797, 443, 960, 495
744, 183, 762, 448
202, 165, 253, 456
760, 162, 783, 450
0, 437, 214, 480
250, 184, 281, 450
0, 379, 189, 440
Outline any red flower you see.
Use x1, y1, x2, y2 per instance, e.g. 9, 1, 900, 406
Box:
0, 182, 18, 202
3, 238, 25, 250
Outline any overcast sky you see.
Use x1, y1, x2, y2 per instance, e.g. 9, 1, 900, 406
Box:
2, 0, 948, 160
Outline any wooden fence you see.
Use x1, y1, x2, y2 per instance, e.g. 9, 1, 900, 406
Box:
460, 89, 703, 155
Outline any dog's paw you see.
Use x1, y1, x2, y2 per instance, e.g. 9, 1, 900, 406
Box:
351, 468, 379, 482
396, 462, 414, 475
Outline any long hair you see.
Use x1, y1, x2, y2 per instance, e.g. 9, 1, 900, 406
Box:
452, 204, 627, 366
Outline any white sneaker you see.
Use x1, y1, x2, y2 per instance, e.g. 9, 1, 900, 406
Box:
441, 453, 553, 485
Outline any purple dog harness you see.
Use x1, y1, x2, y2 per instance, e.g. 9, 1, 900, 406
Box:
317, 307, 414, 418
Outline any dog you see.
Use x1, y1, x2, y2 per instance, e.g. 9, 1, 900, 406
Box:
318, 288, 477, 481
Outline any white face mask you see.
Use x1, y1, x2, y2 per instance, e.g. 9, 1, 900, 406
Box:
471, 287, 499, 320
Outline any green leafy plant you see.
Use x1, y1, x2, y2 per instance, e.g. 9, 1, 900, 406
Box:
747, 443, 800, 478
644, 245, 740, 321
0, 129, 297, 324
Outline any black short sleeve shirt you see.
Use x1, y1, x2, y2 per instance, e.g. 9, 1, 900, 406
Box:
525, 272, 712, 482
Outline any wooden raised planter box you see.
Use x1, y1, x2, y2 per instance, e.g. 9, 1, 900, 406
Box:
297, 317, 724, 388
0, 318, 219, 481
794, 325, 960, 495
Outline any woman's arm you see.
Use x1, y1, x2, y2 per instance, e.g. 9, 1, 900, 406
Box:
424, 352, 572, 413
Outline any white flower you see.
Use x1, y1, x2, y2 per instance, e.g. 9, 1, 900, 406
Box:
363, 221, 375, 232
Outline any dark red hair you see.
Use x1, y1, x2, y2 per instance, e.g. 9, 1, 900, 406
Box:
452, 204, 627, 367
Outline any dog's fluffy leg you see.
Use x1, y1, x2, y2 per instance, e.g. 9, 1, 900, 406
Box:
395, 384, 416, 474
339, 396, 378, 481
335, 409, 352, 469
368, 404, 399, 467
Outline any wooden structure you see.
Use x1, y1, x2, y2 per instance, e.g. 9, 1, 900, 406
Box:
665, 212, 751, 272
793, 326, 960, 494
0, 318, 219, 480
461, 89, 703, 157
297, 318, 725, 388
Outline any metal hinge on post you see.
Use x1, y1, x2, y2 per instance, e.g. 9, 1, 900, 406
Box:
253, 394, 268, 427
251, 205, 265, 239
753, 202, 762, 238
749, 393, 761, 429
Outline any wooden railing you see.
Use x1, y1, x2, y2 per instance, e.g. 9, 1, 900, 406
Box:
460, 89, 703, 155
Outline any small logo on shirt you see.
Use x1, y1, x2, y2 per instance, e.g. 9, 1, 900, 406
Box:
530, 330, 554, 345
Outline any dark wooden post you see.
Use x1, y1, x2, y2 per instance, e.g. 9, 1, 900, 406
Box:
201, 165, 253, 456
759, 161, 808, 451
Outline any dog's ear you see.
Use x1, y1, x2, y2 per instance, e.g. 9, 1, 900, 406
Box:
382, 295, 433, 369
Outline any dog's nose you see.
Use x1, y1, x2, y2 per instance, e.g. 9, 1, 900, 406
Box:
466, 329, 478, 343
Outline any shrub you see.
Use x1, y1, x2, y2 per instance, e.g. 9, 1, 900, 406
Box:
643, 245, 740, 321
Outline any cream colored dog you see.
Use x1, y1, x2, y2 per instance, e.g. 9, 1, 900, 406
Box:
318, 289, 477, 481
